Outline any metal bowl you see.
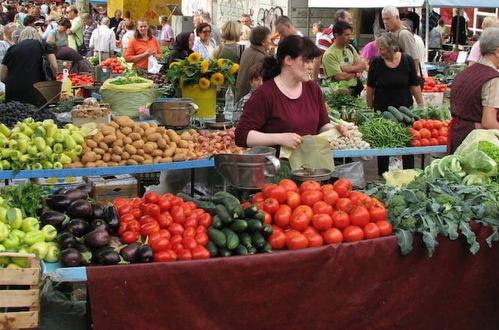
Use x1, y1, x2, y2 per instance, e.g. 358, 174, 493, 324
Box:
290, 168, 332, 184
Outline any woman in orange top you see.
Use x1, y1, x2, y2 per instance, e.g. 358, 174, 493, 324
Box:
124, 18, 162, 71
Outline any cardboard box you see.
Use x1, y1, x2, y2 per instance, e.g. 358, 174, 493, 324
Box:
85, 174, 138, 204
32, 177, 84, 195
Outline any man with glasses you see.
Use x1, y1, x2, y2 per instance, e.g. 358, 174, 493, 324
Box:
322, 21, 366, 96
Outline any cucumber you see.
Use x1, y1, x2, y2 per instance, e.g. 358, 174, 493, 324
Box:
250, 232, 266, 248
387, 106, 404, 122
247, 246, 257, 254
234, 244, 249, 256
212, 215, 223, 229
214, 191, 243, 218
239, 232, 252, 248
216, 204, 233, 224
199, 195, 225, 204
261, 224, 273, 239
206, 241, 219, 257
247, 219, 263, 233
382, 111, 398, 122
254, 211, 265, 224
222, 228, 240, 250
401, 113, 414, 124
207, 227, 226, 248
229, 219, 248, 233
243, 204, 259, 218
218, 248, 232, 257
259, 242, 272, 253
176, 192, 218, 215
398, 106, 418, 119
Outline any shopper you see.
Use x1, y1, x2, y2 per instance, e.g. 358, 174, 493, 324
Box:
47, 17, 71, 47
212, 20, 243, 63
109, 9, 123, 36
3, 22, 18, 46
235, 35, 347, 150
116, 11, 131, 41
89, 17, 117, 61
235, 62, 263, 114
468, 17, 499, 66
83, 13, 97, 57
200, 12, 221, 46
55, 46, 92, 73
120, 19, 135, 55
158, 15, 174, 48
401, 19, 427, 77
240, 14, 252, 28
192, 23, 216, 59
366, 32, 423, 175
124, 18, 162, 72
275, 16, 303, 39
66, 6, 84, 53
449, 27, 499, 153
428, 19, 445, 62
312, 21, 323, 45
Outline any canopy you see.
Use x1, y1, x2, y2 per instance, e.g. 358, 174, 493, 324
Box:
307, 0, 424, 8
428, 0, 498, 8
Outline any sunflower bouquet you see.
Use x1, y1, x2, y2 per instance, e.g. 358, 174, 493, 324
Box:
166, 52, 239, 90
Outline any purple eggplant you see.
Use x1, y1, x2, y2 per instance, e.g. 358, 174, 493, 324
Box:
60, 248, 82, 267
109, 236, 123, 249
90, 219, 108, 231
92, 246, 114, 264
66, 219, 89, 237
67, 199, 93, 219
135, 245, 154, 263
41, 210, 66, 229
59, 232, 77, 249
46, 194, 71, 212
76, 184, 93, 196
84, 229, 110, 249
104, 206, 119, 233
54, 187, 67, 195
64, 188, 88, 202
120, 242, 141, 263
91, 203, 105, 219
98, 250, 120, 265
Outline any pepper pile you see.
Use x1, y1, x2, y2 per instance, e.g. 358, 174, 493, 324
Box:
56, 73, 93, 86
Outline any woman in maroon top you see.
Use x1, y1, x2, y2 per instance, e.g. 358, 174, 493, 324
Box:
235, 35, 346, 149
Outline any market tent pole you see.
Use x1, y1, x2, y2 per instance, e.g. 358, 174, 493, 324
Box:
425, 1, 429, 62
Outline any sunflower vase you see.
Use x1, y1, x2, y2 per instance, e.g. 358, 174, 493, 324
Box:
181, 84, 217, 118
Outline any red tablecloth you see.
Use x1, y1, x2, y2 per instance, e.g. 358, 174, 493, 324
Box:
87, 226, 499, 330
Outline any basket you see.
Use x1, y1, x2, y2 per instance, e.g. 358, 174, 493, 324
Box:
0, 253, 41, 329
135, 172, 161, 195
33, 81, 62, 104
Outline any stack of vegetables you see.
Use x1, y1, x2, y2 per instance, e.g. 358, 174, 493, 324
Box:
359, 117, 412, 148
410, 119, 450, 147
327, 122, 370, 150
422, 76, 447, 93
56, 73, 93, 86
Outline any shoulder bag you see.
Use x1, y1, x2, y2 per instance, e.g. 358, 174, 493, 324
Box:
74, 33, 87, 56
346, 44, 364, 97
38, 41, 55, 81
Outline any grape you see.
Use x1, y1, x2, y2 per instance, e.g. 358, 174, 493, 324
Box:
0, 101, 62, 128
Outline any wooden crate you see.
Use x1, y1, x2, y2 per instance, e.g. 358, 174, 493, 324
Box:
0, 253, 40, 330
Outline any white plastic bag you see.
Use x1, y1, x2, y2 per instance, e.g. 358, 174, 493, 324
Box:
148, 55, 162, 74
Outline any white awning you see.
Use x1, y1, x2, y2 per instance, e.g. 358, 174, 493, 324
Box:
307, 0, 424, 8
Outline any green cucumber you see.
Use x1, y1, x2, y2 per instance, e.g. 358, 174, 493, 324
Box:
229, 219, 248, 233
401, 113, 413, 124
259, 242, 272, 253
250, 232, 266, 248
247, 246, 257, 254
254, 211, 265, 224
218, 248, 232, 257
216, 204, 233, 224
261, 224, 273, 238
206, 241, 219, 257
207, 227, 226, 248
212, 215, 223, 229
243, 204, 259, 218
247, 219, 263, 233
398, 106, 418, 119
387, 106, 404, 122
239, 232, 252, 248
214, 191, 243, 218
382, 111, 398, 122
176, 192, 218, 215
234, 244, 249, 256
222, 228, 239, 250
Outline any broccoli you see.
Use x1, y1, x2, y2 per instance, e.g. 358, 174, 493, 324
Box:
406, 178, 428, 191
482, 200, 498, 219
398, 216, 417, 230
370, 191, 386, 202
433, 193, 456, 212
386, 195, 407, 218
415, 191, 427, 203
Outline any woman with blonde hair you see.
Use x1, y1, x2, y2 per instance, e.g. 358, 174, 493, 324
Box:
212, 20, 243, 63
468, 17, 499, 65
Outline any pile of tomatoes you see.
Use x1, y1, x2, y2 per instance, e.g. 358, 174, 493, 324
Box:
249, 179, 393, 251
56, 73, 93, 86
100, 57, 125, 74
422, 77, 447, 93
114, 191, 212, 262
410, 119, 450, 147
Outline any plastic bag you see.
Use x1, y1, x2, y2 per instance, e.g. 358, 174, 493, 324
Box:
148, 55, 163, 74
282, 135, 334, 171
454, 129, 499, 177
383, 169, 422, 187
331, 161, 365, 187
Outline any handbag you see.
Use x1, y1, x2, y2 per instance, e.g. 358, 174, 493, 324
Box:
38, 41, 55, 81
74, 33, 87, 56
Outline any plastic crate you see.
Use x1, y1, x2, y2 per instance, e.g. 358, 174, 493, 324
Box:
0, 253, 41, 329
135, 172, 161, 195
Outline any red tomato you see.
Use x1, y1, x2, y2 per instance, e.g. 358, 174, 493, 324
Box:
312, 213, 333, 231
331, 210, 350, 229
343, 225, 364, 242
433, 121, 443, 129
299, 181, 321, 193
292, 205, 314, 221
263, 198, 279, 215
172, 242, 184, 252
321, 184, 334, 192
413, 121, 423, 130
182, 227, 196, 238
262, 184, 277, 199
323, 189, 339, 207
120, 213, 135, 223
194, 232, 209, 246
266, 185, 287, 204
438, 127, 448, 136
158, 229, 171, 240
195, 226, 207, 234
198, 213, 213, 228
411, 140, 422, 147
147, 204, 161, 218
252, 192, 264, 203
376, 220, 393, 236
263, 211, 272, 225
118, 222, 128, 235
144, 191, 160, 204
429, 138, 439, 146
348, 191, 364, 205
117, 204, 132, 216
424, 121, 434, 130
131, 208, 142, 219
178, 249, 193, 261
305, 233, 324, 247
289, 211, 310, 231
419, 128, 431, 139
313, 201, 333, 215
286, 191, 301, 209
127, 220, 140, 233
170, 205, 185, 224
278, 179, 298, 192
323, 228, 343, 244
191, 246, 210, 259
156, 213, 173, 228
114, 198, 128, 208
411, 131, 421, 140
284, 229, 302, 240
241, 201, 251, 209
268, 231, 286, 249
369, 205, 387, 222
333, 178, 352, 197
170, 196, 183, 206
139, 215, 155, 226
363, 223, 381, 239
168, 223, 184, 236
437, 136, 448, 145
420, 138, 430, 146
303, 226, 319, 236
301, 190, 323, 207
273, 204, 292, 227
170, 234, 182, 246
286, 233, 309, 250
121, 231, 139, 244
336, 198, 353, 213
349, 206, 370, 228
182, 237, 197, 250
151, 238, 171, 252
154, 250, 175, 262
140, 221, 160, 236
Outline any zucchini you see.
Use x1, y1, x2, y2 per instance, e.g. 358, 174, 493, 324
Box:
259, 242, 272, 253
206, 241, 219, 257
401, 113, 414, 124
239, 232, 253, 248
176, 192, 218, 215
212, 215, 223, 229
254, 211, 265, 224
247, 219, 263, 233
229, 219, 248, 233
398, 106, 418, 119
387, 106, 404, 122
218, 248, 232, 257
243, 204, 259, 218
250, 232, 266, 249
216, 204, 233, 224
234, 244, 249, 256
222, 228, 240, 250
261, 224, 273, 238
247, 246, 257, 254
214, 191, 243, 218
382, 111, 398, 122
199, 195, 225, 204
207, 227, 226, 248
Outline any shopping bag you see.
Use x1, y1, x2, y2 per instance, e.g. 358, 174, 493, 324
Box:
148, 55, 162, 74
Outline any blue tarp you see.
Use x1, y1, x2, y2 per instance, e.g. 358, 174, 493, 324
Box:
429, 0, 498, 8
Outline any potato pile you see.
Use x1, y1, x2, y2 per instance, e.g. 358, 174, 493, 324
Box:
71, 116, 200, 168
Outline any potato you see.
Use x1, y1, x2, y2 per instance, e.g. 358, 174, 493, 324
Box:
98, 142, 109, 151
101, 127, 115, 136
103, 153, 112, 162
133, 127, 145, 135
143, 143, 154, 154
86, 139, 98, 149
109, 121, 119, 129
149, 122, 158, 128
112, 146, 123, 154
126, 159, 138, 165
72, 161, 84, 168
163, 142, 176, 157
137, 149, 145, 156
120, 126, 133, 135
166, 129, 181, 143
82, 151, 97, 163
95, 154, 102, 160
162, 134, 171, 143
107, 161, 118, 166
85, 162, 97, 168
188, 129, 197, 136
115, 116, 135, 127
153, 155, 162, 163
143, 159, 153, 164
145, 127, 157, 136
103, 135, 117, 145
143, 154, 153, 160
123, 137, 133, 145
119, 160, 126, 166
131, 155, 145, 162
161, 157, 173, 163
140, 123, 150, 130
111, 154, 122, 162
129, 133, 141, 141
156, 127, 166, 134
173, 153, 187, 161
93, 148, 105, 155
95, 160, 107, 167
178, 140, 190, 149
121, 151, 130, 160
124, 144, 137, 155
82, 145, 91, 153
175, 148, 189, 155
132, 140, 145, 149
116, 131, 125, 139
146, 133, 161, 142
151, 149, 163, 157
111, 139, 123, 147
92, 132, 104, 142
157, 138, 168, 149
180, 131, 193, 141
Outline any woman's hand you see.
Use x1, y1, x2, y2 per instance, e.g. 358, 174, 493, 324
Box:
335, 125, 350, 138
278, 133, 303, 149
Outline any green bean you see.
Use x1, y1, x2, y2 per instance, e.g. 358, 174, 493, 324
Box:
359, 118, 412, 148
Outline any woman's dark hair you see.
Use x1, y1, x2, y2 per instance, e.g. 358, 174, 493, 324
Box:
134, 18, 152, 39
23, 15, 36, 26
249, 26, 270, 46
173, 32, 193, 52
58, 17, 71, 29
262, 35, 320, 81
196, 23, 211, 37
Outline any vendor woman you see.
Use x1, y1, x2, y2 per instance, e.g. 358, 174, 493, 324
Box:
235, 35, 347, 150
124, 18, 162, 72
449, 27, 499, 153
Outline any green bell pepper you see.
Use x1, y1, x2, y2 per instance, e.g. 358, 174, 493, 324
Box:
53, 162, 63, 169
0, 222, 9, 241
0, 207, 6, 223
0, 123, 11, 137
23, 230, 45, 246
59, 154, 72, 165
71, 132, 84, 144
42, 161, 53, 169
41, 224, 58, 242
1, 160, 11, 170
27, 143, 38, 156
32, 163, 43, 170
34, 125, 46, 138
3, 233, 20, 250
11, 247, 29, 268
21, 217, 40, 233
64, 135, 77, 150
8, 208, 23, 229
30, 241, 49, 259
0, 132, 8, 147
53, 143, 64, 154
33, 136, 47, 152
53, 132, 64, 143
45, 136, 55, 147
11, 229, 26, 241
6, 263, 22, 268
44, 245, 60, 263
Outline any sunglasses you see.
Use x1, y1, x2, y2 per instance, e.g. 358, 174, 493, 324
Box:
201, 30, 211, 34
342, 50, 351, 63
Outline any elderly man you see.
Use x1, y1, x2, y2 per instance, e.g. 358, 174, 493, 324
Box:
449, 27, 499, 153
89, 17, 116, 61
274, 15, 303, 38
382, 6, 420, 72
66, 6, 84, 53
240, 14, 252, 28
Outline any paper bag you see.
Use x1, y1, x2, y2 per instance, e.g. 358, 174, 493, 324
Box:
281, 135, 334, 171
148, 55, 163, 74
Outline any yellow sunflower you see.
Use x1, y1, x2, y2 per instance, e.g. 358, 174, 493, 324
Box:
169, 61, 181, 69
210, 72, 225, 86
188, 52, 201, 63
229, 63, 240, 74
217, 58, 226, 68
199, 77, 210, 90
200, 60, 209, 74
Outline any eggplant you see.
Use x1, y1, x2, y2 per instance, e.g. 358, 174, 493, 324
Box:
64, 188, 88, 202
135, 245, 154, 263
84, 229, 110, 249
66, 218, 89, 237
75, 243, 91, 254
74, 244, 92, 265
46, 194, 71, 212
98, 250, 120, 265
41, 210, 66, 229
54, 187, 67, 195
58, 232, 77, 249
90, 219, 108, 231
91, 203, 105, 219
67, 199, 93, 219
120, 242, 141, 263
92, 246, 114, 264
105, 206, 120, 234
60, 248, 82, 267
109, 236, 123, 249
75, 184, 93, 196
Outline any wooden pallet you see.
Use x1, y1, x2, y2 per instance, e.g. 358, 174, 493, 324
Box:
0, 253, 40, 330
